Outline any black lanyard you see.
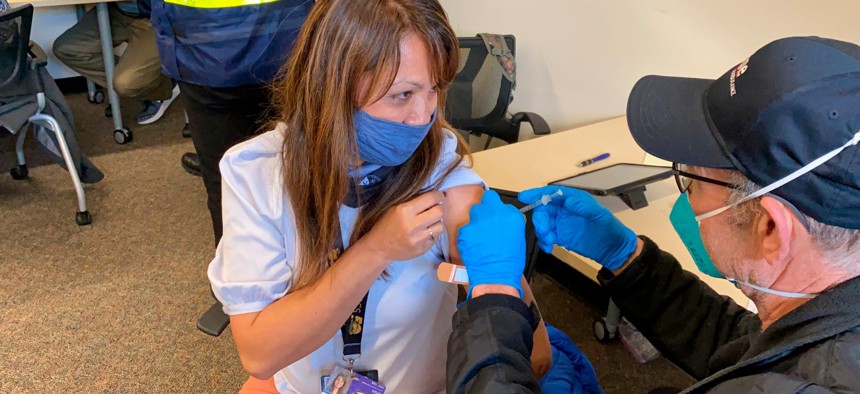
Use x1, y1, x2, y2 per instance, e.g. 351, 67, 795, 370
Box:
341, 293, 369, 357
335, 165, 394, 360
332, 228, 368, 359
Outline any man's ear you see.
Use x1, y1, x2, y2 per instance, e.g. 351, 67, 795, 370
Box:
756, 196, 795, 265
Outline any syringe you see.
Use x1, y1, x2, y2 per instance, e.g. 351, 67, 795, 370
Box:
519, 189, 563, 213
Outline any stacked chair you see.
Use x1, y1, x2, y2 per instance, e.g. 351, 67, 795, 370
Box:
1, 4, 103, 225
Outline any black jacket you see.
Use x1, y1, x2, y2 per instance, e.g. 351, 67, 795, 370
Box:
447, 294, 543, 393
600, 237, 860, 393
447, 237, 860, 393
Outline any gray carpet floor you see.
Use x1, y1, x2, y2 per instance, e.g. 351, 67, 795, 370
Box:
0, 90, 694, 393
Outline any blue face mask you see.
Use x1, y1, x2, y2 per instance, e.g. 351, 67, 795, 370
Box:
354, 109, 437, 166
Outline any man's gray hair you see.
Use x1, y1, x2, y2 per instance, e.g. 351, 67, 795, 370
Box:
727, 171, 860, 271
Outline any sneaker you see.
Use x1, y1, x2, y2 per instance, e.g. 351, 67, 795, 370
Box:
136, 85, 181, 125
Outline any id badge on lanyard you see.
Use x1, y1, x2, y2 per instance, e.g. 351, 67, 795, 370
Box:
321, 225, 385, 394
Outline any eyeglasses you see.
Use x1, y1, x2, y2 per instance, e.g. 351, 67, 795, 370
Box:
673, 163, 740, 193
672, 164, 812, 230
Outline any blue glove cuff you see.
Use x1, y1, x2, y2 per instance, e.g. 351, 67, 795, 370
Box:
602, 228, 638, 270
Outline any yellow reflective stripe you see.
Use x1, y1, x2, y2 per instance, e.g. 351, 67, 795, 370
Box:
164, 0, 279, 8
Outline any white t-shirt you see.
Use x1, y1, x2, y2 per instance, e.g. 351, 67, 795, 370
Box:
208, 126, 484, 393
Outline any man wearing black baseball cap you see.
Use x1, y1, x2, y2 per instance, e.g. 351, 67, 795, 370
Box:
447, 36, 860, 392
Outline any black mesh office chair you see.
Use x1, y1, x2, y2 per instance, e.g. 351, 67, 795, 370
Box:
0, 4, 29, 91
446, 34, 550, 148
0, 4, 94, 225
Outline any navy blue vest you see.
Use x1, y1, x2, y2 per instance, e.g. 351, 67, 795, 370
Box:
150, 0, 310, 87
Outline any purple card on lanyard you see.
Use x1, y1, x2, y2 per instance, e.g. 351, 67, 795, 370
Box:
344, 373, 385, 394
322, 366, 385, 394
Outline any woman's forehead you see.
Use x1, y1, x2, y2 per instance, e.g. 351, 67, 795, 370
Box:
392, 33, 434, 85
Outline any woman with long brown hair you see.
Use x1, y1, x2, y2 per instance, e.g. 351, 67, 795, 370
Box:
208, 0, 551, 392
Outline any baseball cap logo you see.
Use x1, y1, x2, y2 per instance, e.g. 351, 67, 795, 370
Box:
729, 58, 750, 97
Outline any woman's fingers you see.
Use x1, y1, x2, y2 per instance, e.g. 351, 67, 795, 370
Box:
425, 220, 445, 244
405, 190, 444, 216
415, 203, 444, 229
366, 190, 448, 262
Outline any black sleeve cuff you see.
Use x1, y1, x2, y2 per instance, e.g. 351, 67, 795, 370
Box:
597, 235, 659, 285
454, 294, 537, 331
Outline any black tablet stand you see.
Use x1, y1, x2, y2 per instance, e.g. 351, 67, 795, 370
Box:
618, 186, 649, 210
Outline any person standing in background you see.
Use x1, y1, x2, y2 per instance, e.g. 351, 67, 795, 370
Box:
150, 0, 311, 243
149, 0, 311, 331
53, 0, 180, 125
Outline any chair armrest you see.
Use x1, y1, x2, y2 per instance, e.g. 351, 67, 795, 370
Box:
511, 112, 551, 135
28, 41, 48, 69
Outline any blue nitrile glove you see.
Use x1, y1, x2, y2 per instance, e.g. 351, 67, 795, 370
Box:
519, 185, 638, 270
457, 190, 526, 298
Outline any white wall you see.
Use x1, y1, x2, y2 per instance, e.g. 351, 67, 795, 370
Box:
30, 1, 860, 130
440, 0, 860, 135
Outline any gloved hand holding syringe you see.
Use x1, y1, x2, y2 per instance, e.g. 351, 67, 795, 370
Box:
437, 189, 564, 285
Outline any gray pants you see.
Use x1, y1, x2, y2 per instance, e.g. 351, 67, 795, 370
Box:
52, 6, 172, 101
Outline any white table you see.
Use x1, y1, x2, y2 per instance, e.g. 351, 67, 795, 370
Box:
11, 0, 133, 143
471, 116, 749, 329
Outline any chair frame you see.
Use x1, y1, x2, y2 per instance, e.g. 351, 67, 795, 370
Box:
2, 4, 91, 225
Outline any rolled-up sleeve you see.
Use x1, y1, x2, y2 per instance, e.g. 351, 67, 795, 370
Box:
433, 129, 486, 191
431, 130, 487, 262
207, 141, 294, 316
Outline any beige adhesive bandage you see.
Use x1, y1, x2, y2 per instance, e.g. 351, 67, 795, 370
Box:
436, 262, 469, 285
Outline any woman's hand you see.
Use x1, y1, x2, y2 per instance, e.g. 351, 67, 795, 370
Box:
231, 192, 444, 378
360, 190, 446, 263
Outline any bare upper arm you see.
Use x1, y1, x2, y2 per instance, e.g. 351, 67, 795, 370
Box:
442, 185, 554, 377
442, 184, 484, 265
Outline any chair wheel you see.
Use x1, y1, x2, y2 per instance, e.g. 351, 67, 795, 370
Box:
10, 164, 28, 180
104, 104, 113, 118
88, 90, 105, 104
114, 128, 133, 144
593, 317, 616, 343
182, 123, 191, 138
75, 211, 92, 226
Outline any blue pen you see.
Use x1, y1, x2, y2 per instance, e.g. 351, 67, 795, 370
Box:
577, 152, 610, 167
